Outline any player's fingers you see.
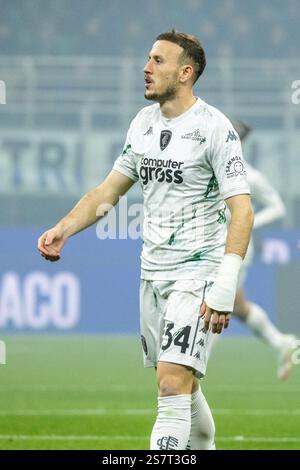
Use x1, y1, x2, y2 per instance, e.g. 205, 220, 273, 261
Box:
44, 231, 55, 246
49, 255, 60, 262
41, 252, 60, 262
37, 233, 46, 248
216, 314, 226, 334
47, 255, 60, 262
224, 314, 231, 329
211, 312, 220, 334
47, 247, 60, 257
204, 306, 213, 332
44, 243, 60, 257
38, 230, 61, 257
38, 233, 59, 256
199, 301, 206, 317
38, 233, 50, 255
39, 246, 59, 257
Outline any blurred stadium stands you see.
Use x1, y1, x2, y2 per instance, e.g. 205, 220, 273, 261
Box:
0, 0, 299, 58
0, 0, 300, 333
0, 0, 299, 224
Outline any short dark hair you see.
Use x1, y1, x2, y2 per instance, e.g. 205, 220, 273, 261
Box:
156, 30, 206, 84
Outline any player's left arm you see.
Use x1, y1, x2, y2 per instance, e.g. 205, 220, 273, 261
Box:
202, 118, 254, 334
202, 194, 254, 333
225, 194, 254, 258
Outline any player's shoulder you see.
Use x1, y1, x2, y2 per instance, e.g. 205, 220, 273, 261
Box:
197, 98, 235, 135
126, 104, 159, 153
130, 103, 160, 129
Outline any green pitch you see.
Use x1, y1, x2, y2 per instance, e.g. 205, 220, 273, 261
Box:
0, 335, 299, 450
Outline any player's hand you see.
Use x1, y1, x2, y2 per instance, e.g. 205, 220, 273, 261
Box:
199, 302, 231, 334
37, 227, 66, 262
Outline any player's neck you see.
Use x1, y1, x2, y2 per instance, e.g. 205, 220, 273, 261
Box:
160, 92, 197, 119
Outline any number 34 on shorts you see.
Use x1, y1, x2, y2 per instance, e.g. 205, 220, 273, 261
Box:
140, 279, 213, 378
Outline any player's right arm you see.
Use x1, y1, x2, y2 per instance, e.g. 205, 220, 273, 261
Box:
37, 170, 134, 262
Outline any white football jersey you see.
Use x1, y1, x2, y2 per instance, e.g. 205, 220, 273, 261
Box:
113, 97, 250, 280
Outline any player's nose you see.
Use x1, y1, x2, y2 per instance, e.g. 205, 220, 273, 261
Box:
143, 59, 153, 74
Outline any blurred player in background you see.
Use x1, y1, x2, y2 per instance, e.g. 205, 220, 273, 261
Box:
38, 31, 254, 450
232, 121, 297, 380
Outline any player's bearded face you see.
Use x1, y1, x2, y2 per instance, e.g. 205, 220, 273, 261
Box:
144, 41, 182, 103
144, 71, 180, 102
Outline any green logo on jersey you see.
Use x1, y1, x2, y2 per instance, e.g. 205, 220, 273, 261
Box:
168, 222, 185, 246
168, 204, 198, 246
217, 206, 226, 224
183, 251, 203, 262
204, 174, 218, 199
122, 144, 131, 156
168, 232, 176, 246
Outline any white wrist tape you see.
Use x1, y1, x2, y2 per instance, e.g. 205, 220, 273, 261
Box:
205, 253, 243, 312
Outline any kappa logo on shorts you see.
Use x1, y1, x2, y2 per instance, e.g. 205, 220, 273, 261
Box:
160, 130, 172, 150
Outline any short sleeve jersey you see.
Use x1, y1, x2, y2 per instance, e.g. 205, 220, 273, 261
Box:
113, 98, 250, 281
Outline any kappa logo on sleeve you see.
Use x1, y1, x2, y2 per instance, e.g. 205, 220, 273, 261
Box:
225, 130, 238, 142
143, 126, 153, 136
226, 156, 246, 178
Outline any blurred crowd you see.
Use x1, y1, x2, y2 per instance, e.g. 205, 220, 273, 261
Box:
0, 0, 298, 57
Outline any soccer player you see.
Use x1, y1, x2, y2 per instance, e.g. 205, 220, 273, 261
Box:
232, 121, 297, 380
38, 31, 254, 450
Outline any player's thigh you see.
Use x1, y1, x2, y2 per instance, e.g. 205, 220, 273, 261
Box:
159, 280, 212, 379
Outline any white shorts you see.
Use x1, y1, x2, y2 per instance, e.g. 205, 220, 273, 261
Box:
140, 279, 214, 378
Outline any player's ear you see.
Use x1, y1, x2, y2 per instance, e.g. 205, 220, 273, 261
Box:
179, 64, 194, 83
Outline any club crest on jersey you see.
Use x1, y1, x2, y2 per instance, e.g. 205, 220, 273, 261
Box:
160, 130, 172, 151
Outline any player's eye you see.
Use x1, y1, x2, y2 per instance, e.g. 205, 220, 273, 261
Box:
147, 56, 162, 64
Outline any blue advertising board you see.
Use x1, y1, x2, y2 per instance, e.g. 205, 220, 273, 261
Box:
0, 227, 299, 334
